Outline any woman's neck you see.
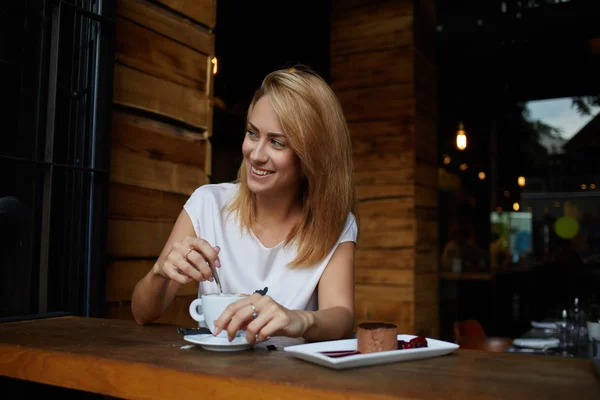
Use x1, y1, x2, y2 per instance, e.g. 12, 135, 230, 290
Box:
254, 190, 302, 228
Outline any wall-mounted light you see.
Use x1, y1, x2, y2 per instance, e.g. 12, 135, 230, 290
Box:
211, 57, 218, 75
518, 176, 526, 187
591, 183, 597, 189
581, 184, 587, 190
513, 202, 520, 211
459, 163, 468, 171
478, 171, 486, 180
443, 154, 451, 165
456, 122, 467, 151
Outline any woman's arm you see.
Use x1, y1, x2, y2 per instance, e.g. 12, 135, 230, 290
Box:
302, 241, 355, 341
130, 210, 220, 325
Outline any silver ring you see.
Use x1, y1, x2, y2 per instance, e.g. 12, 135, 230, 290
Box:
185, 248, 193, 259
250, 303, 258, 319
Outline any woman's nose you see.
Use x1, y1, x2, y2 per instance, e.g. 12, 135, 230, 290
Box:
249, 141, 268, 163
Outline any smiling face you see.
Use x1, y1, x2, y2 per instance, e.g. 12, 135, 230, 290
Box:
242, 95, 302, 197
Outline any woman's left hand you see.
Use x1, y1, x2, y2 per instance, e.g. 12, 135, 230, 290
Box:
213, 293, 312, 343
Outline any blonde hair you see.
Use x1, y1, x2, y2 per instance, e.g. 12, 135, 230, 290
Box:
226, 66, 358, 267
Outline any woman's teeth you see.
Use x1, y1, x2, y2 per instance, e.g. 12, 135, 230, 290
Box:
252, 166, 273, 176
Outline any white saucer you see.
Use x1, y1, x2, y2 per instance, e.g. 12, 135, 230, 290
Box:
183, 334, 253, 352
512, 338, 560, 349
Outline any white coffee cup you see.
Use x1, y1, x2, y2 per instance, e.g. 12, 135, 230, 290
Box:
189, 293, 248, 338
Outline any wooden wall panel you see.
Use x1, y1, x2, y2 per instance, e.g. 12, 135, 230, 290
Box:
105, 260, 198, 302
113, 64, 210, 129
106, 295, 198, 327
116, 17, 208, 89
331, 1, 412, 56
337, 84, 413, 122
153, 0, 216, 29
331, 0, 438, 336
107, 220, 173, 258
112, 111, 208, 168
331, 48, 413, 90
356, 248, 414, 269
110, 147, 208, 195
109, 183, 188, 222
117, 0, 214, 55
412, 0, 439, 338
105, 0, 216, 324
355, 285, 413, 332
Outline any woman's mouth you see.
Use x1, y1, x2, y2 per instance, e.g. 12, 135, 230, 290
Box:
251, 165, 274, 177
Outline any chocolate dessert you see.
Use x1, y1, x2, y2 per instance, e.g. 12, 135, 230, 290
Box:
357, 322, 398, 354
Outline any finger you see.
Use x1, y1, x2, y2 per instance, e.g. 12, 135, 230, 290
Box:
184, 250, 214, 280
163, 261, 193, 284
225, 300, 262, 341
213, 294, 262, 336
254, 317, 284, 343
245, 310, 274, 344
172, 257, 207, 282
187, 238, 221, 269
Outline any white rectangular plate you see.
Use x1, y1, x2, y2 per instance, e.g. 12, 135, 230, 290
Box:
283, 334, 459, 370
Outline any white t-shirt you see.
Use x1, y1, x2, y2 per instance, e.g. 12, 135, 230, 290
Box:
183, 182, 357, 313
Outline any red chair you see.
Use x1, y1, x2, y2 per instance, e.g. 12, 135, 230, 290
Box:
453, 320, 513, 352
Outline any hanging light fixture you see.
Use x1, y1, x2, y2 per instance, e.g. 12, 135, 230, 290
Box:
456, 122, 467, 150
518, 176, 526, 187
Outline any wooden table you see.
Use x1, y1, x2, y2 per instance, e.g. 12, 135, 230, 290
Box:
1, 316, 599, 399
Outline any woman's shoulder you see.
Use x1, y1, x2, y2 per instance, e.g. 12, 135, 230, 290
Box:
186, 182, 239, 208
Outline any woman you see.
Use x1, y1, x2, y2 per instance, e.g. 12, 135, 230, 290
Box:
131, 66, 358, 344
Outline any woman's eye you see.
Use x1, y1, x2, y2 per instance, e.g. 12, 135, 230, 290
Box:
247, 130, 258, 138
271, 139, 284, 148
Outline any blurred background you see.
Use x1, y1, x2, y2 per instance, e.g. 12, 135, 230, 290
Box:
1, 0, 599, 352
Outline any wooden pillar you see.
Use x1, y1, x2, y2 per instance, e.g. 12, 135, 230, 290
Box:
104, 0, 216, 326
331, 0, 439, 337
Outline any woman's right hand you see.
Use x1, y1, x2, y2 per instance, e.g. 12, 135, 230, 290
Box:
153, 236, 221, 284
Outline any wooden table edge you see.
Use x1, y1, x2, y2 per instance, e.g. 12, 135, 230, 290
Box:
0, 343, 399, 400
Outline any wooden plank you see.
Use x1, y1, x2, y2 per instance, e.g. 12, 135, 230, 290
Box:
355, 284, 413, 332
331, 48, 412, 91
415, 184, 437, 208
109, 183, 187, 222
331, 1, 413, 56
353, 130, 414, 171
117, 0, 214, 55
415, 249, 438, 274
348, 119, 412, 141
105, 260, 198, 302
337, 84, 413, 122
116, 16, 208, 89
355, 267, 413, 286
358, 198, 414, 231
332, 0, 390, 12
105, 295, 197, 327
113, 64, 210, 129
357, 228, 414, 249
413, 300, 439, 338
355, 248, 414, 269
112, 111, 208, 168
416, 220, 437, 252
415, 161, 437, 188
110, 147, 208, 196
414, 273, 438, 305
107, 219, 172, 258
153, 0, 216, 28
355, 169, 414, 200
